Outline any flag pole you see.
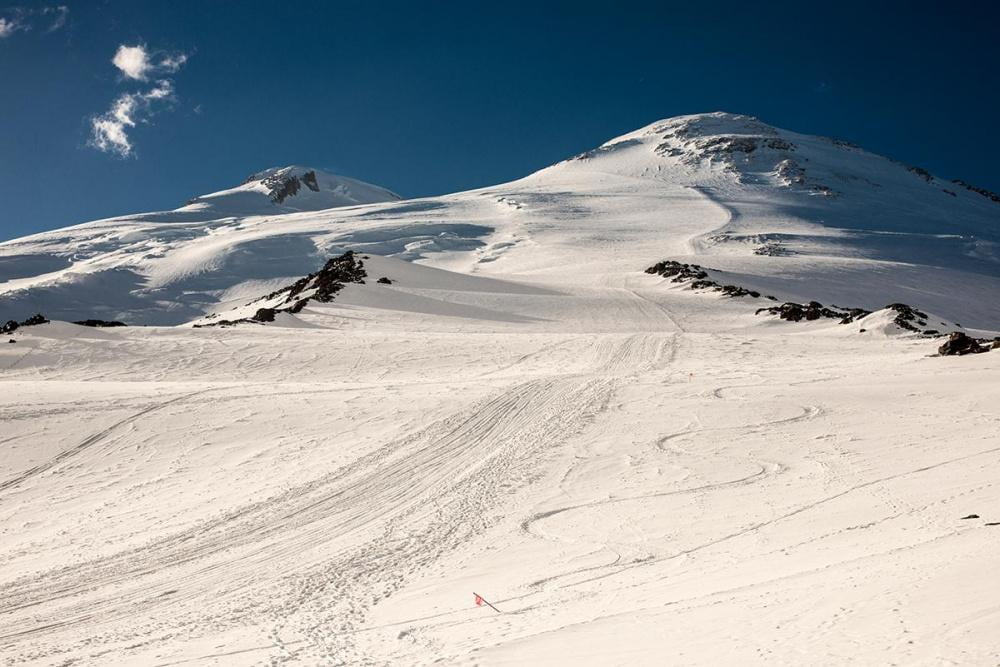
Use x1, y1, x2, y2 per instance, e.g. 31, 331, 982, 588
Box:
473, 591, 501, 613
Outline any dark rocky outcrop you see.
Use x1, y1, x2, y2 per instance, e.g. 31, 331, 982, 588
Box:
376, 276, 393, 285
952, 179, 1000, 204
756, 303, 994, 357
907, 165, 933, 182
699, 136, 759, 154
646, 260, 990, 360
645, 260, 773, 300
753, 242, 792, 256
885, 303, 928, 332
267, 173, 301, 204
775, 159, 806, 186
718, 284, 760, 298
5, 316, 126, 332
695, 136, 795, 156
1, 313, 49, 334
273, 250, 368, 305
754, 299, 974, 340
938, 332, 987, 356
755, 301, 870, 324
765, 138, 794, 151
754, 152, 834, 196
300, 170, 320, 192
73, 319, 127, 328
195, 251, 368, 328
646, 260, 709, 282
260, 169, 321, 204
251, 308, 277, 323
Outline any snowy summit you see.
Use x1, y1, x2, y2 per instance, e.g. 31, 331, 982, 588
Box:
181, 165, 402, 216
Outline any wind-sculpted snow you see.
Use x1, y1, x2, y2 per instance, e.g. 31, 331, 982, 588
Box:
0, 210, 493, 324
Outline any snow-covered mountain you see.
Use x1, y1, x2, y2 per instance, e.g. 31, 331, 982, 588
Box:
3, 114, 1000, 666
181, 166, 401, 216
1, 112, 997, 327
0, 166, 402, 324
528, 112, 1000, 326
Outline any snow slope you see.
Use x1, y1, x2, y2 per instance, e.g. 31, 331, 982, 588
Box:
2, 276, 998, 666
0, 166, 401, 324
1, 113, 999, 666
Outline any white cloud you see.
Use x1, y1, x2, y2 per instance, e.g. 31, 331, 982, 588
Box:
90, 113, 134, 157
90, 43, 190, 157
111, 44, 189, 81
144, 80, 174, 100
112, 44, 152, 80
88, 81, 178, 157
0, 16, 23, 38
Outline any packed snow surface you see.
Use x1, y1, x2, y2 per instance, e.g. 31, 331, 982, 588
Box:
1, 113, 999, 665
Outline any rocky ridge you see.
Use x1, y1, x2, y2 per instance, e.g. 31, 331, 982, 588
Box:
645, 259, 996, 355
195, 251, 369, 327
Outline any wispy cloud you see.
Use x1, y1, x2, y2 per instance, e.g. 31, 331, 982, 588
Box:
89, 44, 190, 158
112, 44, 188, 81
89, 81, 176, 157
0, 16, 21, 39
160, 52, 188, 73
0, 5, 68, 38
0, 14, 24, 38
42, 5, 67, 32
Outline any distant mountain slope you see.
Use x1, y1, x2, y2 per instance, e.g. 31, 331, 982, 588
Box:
538, 112, 999, 269
0, 167, 405, 324
521, 111, 1000, 326
1, 113, 997, 327
180, 166, 402, 217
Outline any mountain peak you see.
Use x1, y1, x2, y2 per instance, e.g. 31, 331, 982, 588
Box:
551, 111, 924, 198
181, 165, 400, 216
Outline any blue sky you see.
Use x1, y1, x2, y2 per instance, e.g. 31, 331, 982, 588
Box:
2, 0, 999, 240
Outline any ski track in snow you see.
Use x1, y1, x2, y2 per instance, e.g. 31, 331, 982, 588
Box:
0, 389, 216, 494
1, 291, 998, 665
0, 333, 675, 664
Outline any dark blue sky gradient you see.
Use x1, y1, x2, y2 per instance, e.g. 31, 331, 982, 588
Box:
2, 0, 999, 239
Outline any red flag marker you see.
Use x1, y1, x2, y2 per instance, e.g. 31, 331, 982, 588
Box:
473, 591, 501, 613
